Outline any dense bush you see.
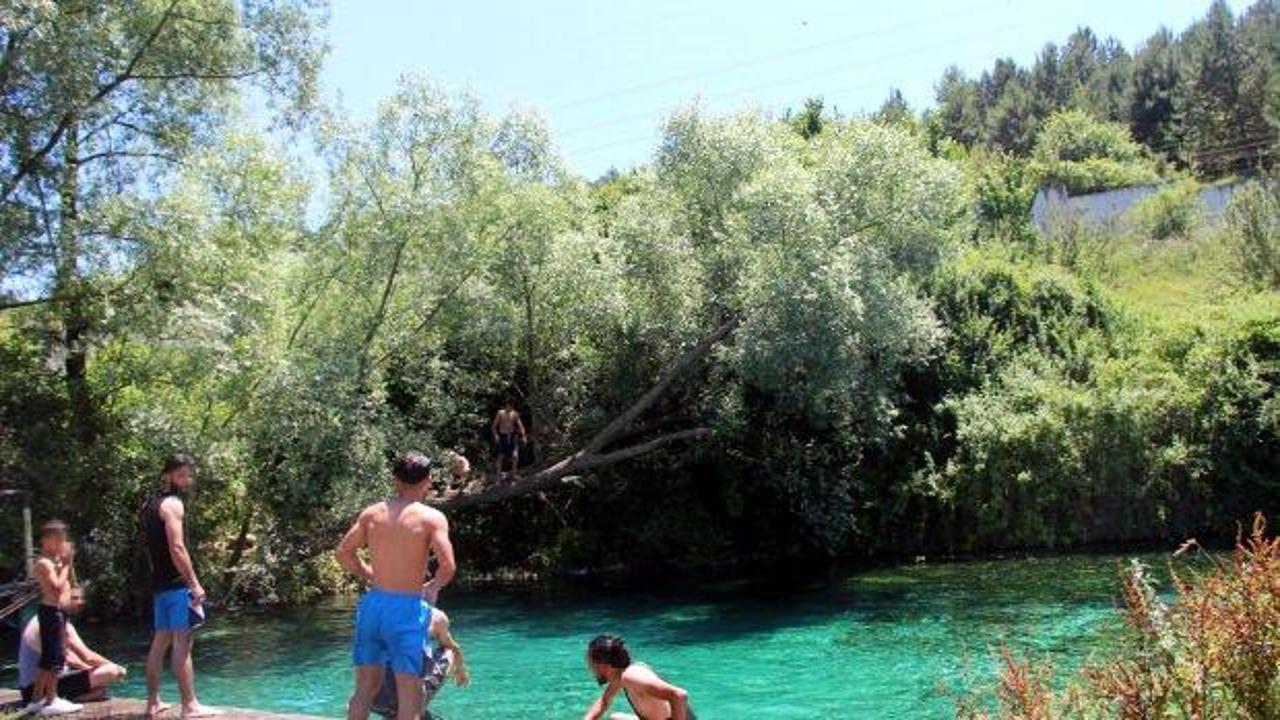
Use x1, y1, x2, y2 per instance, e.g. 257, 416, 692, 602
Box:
869, 248, 1279, 555
1225, 178, 1280, 288
1129, 179, 1202, 241
960, 514, 1280, 719
1031, 111, 1163, 194
972, 153, 1038, 245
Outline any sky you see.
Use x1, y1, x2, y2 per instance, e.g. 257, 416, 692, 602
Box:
319, 0, 1220, 178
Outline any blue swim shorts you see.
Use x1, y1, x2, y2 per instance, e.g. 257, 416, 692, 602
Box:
153, 587, 193, 632
352, 589, 430, 676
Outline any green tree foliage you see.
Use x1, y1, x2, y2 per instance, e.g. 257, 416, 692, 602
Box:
1129, 28, 1185, 161
623, 110, 973, 554
1031, 110, 1161, 193
872, 87, 913, 127
787, 96, 827, 139
971, 153, 1037, 244
1181, 0, 1272, 175
985, 78, 1038, 155
1029, 43, 1068, 117
934, 66, 985, 148
906, 250, 1279, 552
0, 2, 1277, 613
928, 2, 1277, 179
0, 0, 325, 446
1226, 178, 1280, 288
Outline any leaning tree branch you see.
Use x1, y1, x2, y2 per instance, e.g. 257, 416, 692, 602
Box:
581, 315, 738, 456
75, 149, 180, 166
438, 428, 711, 511
432, 315, 740, 511
0, 295, 56, 311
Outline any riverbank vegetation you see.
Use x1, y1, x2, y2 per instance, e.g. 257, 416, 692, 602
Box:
0, 1, 1277, 615
961, 513, 1280, 719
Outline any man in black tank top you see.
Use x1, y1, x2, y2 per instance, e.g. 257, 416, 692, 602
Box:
141, 454, 219, 718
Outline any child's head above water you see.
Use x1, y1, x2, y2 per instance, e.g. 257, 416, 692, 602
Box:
587, 634, 631, 684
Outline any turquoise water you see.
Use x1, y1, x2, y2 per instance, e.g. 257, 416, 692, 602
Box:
6, 553, 1174, 719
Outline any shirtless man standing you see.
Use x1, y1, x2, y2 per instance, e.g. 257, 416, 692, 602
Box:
336, 452, 456, 720
490, 398, 526, 480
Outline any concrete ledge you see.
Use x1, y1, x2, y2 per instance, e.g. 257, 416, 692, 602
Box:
0, 689, 325, 719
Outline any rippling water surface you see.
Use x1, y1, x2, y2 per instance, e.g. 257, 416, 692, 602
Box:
6, 553, 1187, 718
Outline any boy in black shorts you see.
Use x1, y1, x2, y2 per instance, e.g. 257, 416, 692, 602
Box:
18, 587, 127, 707
27, 520, 81, 716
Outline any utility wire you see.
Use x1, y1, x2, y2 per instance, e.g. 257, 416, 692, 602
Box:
547, 0, 1007, 112
558, 18, 1034, 143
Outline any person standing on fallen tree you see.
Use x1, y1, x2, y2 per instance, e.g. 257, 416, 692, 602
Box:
490, 397, 526, 481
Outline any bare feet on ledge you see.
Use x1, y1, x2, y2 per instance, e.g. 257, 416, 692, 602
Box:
181, 703, 222, 718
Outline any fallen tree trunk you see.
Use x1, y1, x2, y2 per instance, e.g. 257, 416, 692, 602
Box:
439, 428, 710, 511
435, 316, 739, 511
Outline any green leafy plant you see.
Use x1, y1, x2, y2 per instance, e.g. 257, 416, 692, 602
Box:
1225, 179, 1280, 288
1031, 111, 1162, 194
1129, 180, 1202, 241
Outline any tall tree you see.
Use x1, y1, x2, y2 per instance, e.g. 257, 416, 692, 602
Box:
1086, 37, 1132, 122
935, 66, 984, 147
1030, 42, 1068, 117
1183, 0, 1270, 175
1129, 28, 1184, 161
986, 77, 1038, 154
1060, 27, 1103, 102
0, 0, 325, 445
977, 58, 1022, 113
788, 96, 827, 139
873, 87, 913, 127
1241, 0, 1280, 154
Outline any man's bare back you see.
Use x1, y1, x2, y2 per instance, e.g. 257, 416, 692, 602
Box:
358, 499, 448, 595
621, 665, 676, 720
338, 451, 457, 720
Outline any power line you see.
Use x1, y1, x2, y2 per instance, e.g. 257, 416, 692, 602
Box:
546, 0, 1007, 113
557, 17, 1035, 144
564, 21, 1046, 161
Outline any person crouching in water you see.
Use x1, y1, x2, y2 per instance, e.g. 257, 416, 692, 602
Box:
371, 606, 470, 719
583, 635, 693, 720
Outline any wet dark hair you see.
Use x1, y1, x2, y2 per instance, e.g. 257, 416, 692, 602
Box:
160, 453, 197, 482
588, 634, 631, 669
40, 519, 68, 539
393, 451, 433, 484
503, 395, 515, 407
